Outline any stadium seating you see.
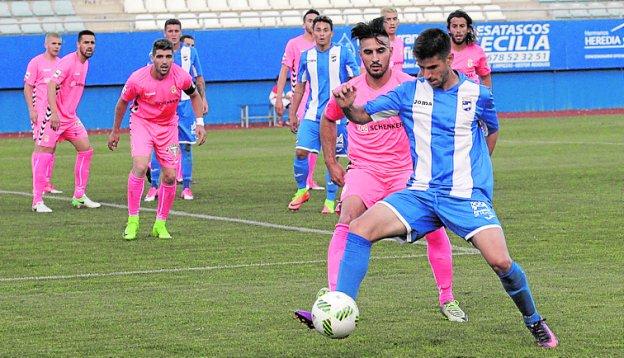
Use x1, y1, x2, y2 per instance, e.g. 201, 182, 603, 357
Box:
1, 0, 622, 34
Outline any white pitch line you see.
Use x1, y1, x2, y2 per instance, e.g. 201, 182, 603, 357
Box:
0, 189, 480, 254
0, 252, 478, 283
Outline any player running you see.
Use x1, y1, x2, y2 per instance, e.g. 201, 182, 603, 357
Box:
328, 28, 558, 348
31, 30, 101, 212
294, 19, 466, 328
25, 32, 63, 202
145, 19, 208, 202
288, 15, 359, 214
108, 39, 206, 240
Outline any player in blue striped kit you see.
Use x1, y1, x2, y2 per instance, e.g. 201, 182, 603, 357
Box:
288, 15, 359, 213
145, 19, 208, 202
330, 28, 558, 349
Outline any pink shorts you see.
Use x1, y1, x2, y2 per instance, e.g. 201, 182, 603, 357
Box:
37, 116, 88, 148
130, 117, 180, 169
341, 168, 412, 208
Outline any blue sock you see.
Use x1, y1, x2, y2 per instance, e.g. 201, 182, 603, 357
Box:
336, 233, 372, 300
498, 262, 542, 326
325, 170, 337, 201
293, 156, 309, 189
150, 151, 161, 188
181, 144, 192, 189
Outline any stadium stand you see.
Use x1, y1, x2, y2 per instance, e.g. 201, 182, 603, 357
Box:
0, 0, 622, 34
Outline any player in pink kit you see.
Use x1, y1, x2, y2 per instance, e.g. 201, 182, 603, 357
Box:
275, 9, 324, 191
25, 33, 63, 205
31, 30, 100, 212
381, 7, 405, 70
294, 19, 467, 328
447, 10, 492, 87
108, 39, 206, 240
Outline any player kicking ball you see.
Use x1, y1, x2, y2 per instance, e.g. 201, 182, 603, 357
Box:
328, 28, 558, 348
108, 39, 206, 240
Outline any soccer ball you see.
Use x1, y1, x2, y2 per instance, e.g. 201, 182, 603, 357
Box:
311, 291, 359, 339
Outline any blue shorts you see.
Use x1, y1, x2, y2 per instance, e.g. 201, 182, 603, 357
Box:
381, 189, 501, 241
296, 119, 348, 156
177, 100, 196, 145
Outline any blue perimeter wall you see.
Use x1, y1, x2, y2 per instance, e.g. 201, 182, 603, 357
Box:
1, 18, 623, 132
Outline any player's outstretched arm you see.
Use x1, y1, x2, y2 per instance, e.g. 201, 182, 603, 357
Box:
108, 98, 129, 151
333, 84, 372, 125
320, 115, 346, 186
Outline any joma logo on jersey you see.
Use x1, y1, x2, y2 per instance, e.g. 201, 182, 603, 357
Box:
413, 99, 432, 106
462, 100, 472, 111
330, 54, 337, 62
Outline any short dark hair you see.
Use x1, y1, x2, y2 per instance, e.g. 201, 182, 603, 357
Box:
77, 30, 95, 42
303, 9, 320, 21
312, 15, 333, 31
180, 34, 194, 42
351, 17, 388, 43
164, 18, 182, 30
151, 38, 174, 56
446, 9, 476, 45
413, 28, 451, 61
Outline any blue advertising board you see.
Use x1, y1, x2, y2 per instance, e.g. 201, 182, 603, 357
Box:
1, 18, 623, 90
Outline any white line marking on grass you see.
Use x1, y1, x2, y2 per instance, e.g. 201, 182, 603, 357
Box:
0, 189, 479, 254
0, 252, 477, 283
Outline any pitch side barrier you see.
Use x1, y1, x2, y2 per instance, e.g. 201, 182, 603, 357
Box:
1, 19, 622, 132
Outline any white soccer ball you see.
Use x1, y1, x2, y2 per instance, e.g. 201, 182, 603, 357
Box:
311, 291, 359, 339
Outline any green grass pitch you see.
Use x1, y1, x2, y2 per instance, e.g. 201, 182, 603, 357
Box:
0, 115, 622, 356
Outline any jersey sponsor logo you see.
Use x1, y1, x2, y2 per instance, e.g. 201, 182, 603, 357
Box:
413, 99, 432, 106
144, 91, 156, 97
367, 122, 404, 131
470, 201, 496, 220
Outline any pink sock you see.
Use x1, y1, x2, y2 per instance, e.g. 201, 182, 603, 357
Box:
73, 148, 93, 198
127, 172, 145, 216
307, 152, 318, 187
46, 153, 56, 188
425, 227, 455, 305
156, 182, 176, 220
32, 152, 52, 205
327, 223, 349, 291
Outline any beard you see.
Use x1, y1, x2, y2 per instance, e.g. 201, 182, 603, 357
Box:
451, 35, 467, 45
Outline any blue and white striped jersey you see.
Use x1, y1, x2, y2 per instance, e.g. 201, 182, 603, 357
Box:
364, 73, 499, 200
297, 43, 359, 121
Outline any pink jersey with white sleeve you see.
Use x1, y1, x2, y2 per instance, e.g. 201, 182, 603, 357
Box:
51, 52, 88, 123
325, 69, 414, 173
122, 64, 193, 126
390, 37, 405, 70
282, 34, 314, 118
451, 43, 491, 84
24, 54, 60, 115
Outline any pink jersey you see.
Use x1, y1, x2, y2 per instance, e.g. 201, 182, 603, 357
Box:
451, 43, 491, 84
282, 34, 314, 119
24, 53, 60, 115
121, 64, 193, 126
390, 36, 405, 70
282, 34, 314, 89
51, 52, 89, 123
325, 69, 415, 173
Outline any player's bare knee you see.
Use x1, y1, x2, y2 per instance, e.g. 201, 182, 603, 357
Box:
132, 164, 149, 177
488, 256, 513, 274
295, 149, 309, 159
348, 217, 374, 241
161, 172, 176, 185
